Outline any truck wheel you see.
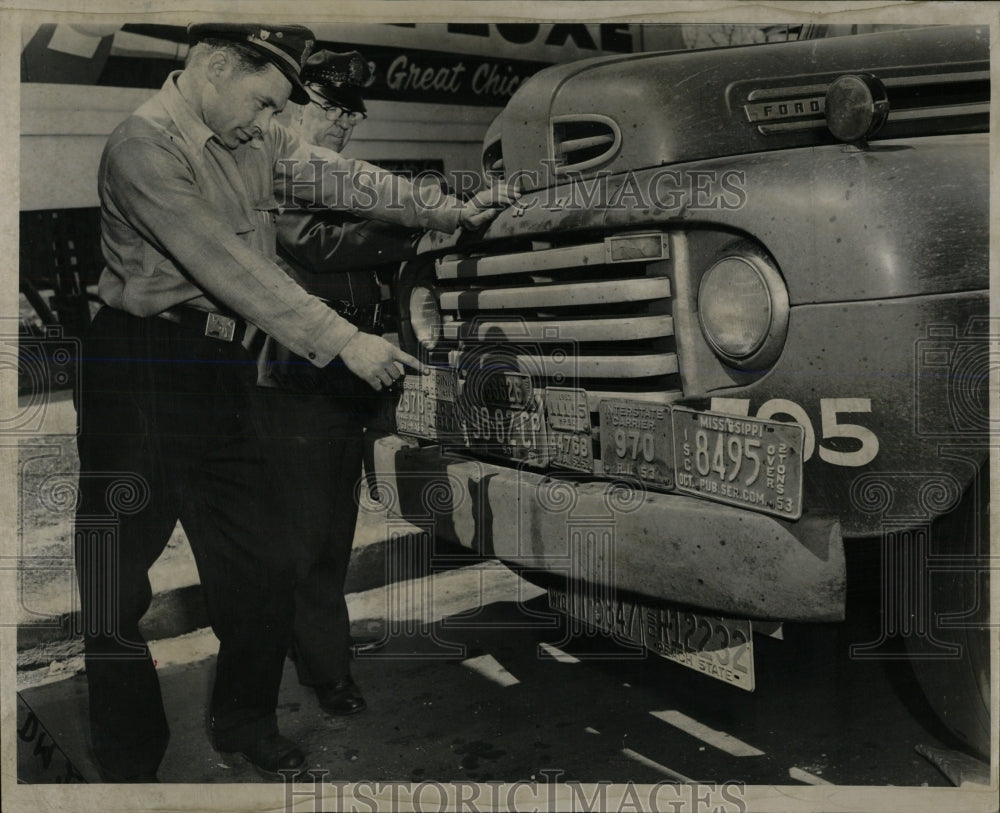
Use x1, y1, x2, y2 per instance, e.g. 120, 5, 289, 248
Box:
905, 468, 990, 760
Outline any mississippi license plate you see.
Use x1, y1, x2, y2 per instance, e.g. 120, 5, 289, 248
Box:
599, 400, 673, 487
547, 588, 755, 690
395, 369, 460, 441
546, 388, 593, 472
671, 407, 804, 519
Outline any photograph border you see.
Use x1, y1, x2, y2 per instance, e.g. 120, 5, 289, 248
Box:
1, 2, 997, 812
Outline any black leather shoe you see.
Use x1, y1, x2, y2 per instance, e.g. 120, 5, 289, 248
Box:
315, 677, 367, 715
217, 732, 305, 780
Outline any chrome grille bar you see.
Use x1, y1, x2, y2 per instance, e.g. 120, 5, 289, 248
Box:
444, 351, 678, 379
441, 315, 674, 342
437, 243, 607, 279
439, 277, 670, 311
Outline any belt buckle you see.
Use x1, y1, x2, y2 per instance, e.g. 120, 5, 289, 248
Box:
205, 312, 236, 342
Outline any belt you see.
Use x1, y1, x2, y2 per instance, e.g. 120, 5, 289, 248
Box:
327, 299, 384, 333
158, 306, 250, 343
158, 300, 383, 343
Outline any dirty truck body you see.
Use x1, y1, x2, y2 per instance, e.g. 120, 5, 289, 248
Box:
369, 27, 991, 756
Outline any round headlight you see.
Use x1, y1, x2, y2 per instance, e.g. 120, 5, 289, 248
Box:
409, 286, 442, 349
698, 252, 788, 367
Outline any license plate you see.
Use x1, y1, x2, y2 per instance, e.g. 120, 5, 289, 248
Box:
640, 604, 755, 691
671, 406, 804, 520
395, 369, 460, 441
548, 431, 594, 472
480, 371, 531, 409
458, 389, 549, 466
599, 400, 674, 487
545, 387, 590, 432
547, 588, 755, 690
548, 587, 644, 646
546, 388, 593, 472
422, 366, 458, 400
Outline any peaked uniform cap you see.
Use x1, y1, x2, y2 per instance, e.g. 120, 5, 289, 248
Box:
187, 22, 315, 104
301, 49, 371, 113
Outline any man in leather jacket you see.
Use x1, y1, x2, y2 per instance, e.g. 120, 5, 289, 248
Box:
260, 50, 423, 717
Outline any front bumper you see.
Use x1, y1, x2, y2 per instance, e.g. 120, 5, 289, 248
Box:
370, 434, 846, 622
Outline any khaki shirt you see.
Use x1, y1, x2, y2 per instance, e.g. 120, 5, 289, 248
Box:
97, 72, 460, 367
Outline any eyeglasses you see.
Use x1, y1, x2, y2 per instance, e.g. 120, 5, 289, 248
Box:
311, 99, 366, 124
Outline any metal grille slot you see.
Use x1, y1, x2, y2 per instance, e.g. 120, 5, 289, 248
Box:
551, 114, 622, 174
482, 136, 504, 182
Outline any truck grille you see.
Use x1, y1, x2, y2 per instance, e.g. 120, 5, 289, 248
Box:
432, 233, 680, 416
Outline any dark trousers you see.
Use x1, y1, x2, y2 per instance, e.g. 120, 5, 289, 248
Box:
256, 385, 365, 686
74, 307, 296, 780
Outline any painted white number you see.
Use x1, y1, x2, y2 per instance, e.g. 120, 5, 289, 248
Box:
710, 397, 879, 467
818, 398, 879, 467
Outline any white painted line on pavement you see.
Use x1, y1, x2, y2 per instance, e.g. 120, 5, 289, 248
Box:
349, 560, 545, 627
621, 748, 695, 782
539, 642, 580, 663
584, 727, 600, 735
650, 710, 765, 757
462, 654, 520, 687
789, 767, 835, 785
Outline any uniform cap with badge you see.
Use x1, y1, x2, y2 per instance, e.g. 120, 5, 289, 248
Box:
187, 22, 316, 104
301, 49, 372, 115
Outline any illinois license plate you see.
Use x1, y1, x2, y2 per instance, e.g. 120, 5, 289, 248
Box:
671, 406, 804, 519
599, 400, 673, 487
546, 388, 593, 472
547, 588, 755, 690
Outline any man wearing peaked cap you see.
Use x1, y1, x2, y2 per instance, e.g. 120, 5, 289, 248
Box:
297, 49, 372, 153
187, 22, 315, 104
76, 22, 519, 782
257, 48, 429, 720
303, 49, 371, 116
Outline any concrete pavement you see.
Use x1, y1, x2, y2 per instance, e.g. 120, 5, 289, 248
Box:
16, 389, 547, 783
17, 560, 546, 784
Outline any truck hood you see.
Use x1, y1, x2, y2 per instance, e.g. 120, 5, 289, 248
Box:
492, 25, 988, 191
